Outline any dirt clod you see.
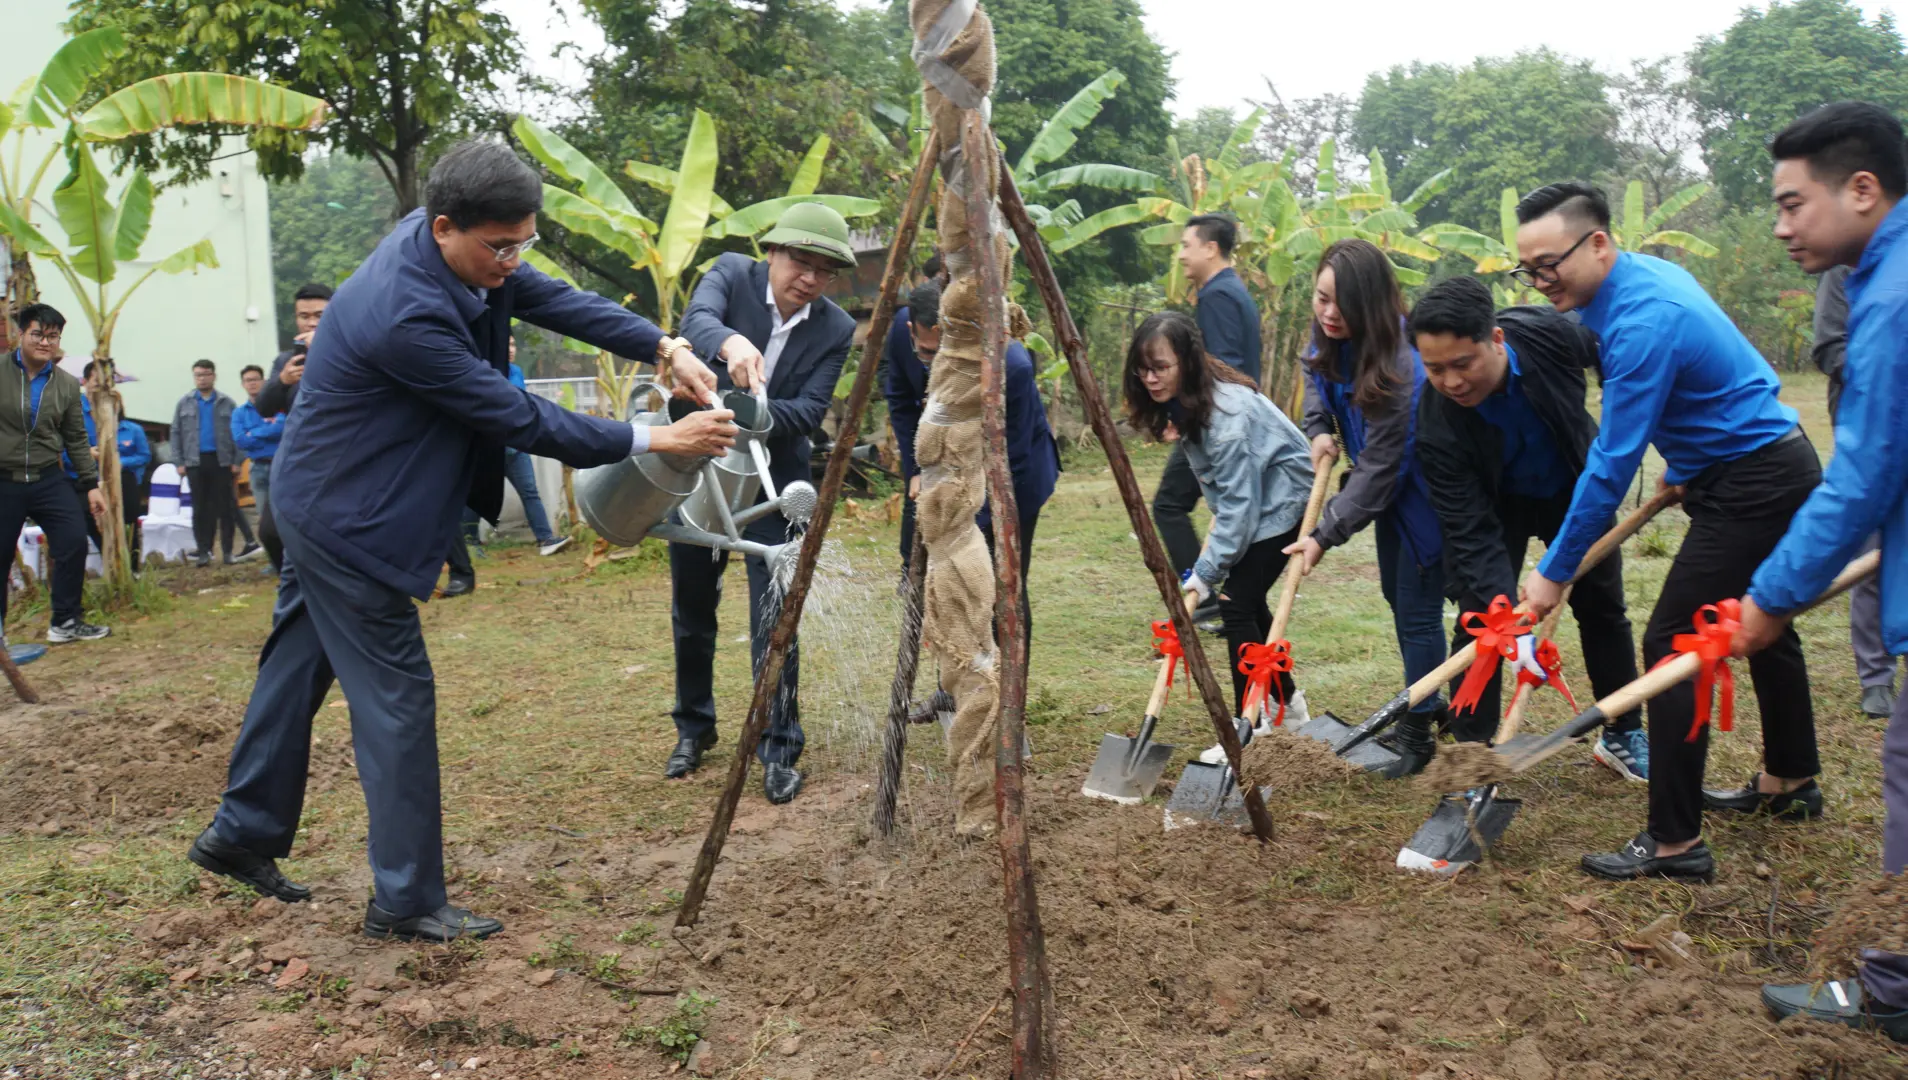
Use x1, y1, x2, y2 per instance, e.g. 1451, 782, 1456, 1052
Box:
1290, 989, 1332, 1019
1418, 742, 1509, 791
1238, 725, 1361, 791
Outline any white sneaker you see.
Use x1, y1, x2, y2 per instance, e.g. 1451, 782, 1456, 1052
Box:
1196, 691, 1311, 764
538, 537, 572, 557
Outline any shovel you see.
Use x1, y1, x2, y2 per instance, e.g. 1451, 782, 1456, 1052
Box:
1494, 549, 1882, 777
1163, 462, 1333, 829
1314, 490, 1679, 766
1081, 590, 1196, 803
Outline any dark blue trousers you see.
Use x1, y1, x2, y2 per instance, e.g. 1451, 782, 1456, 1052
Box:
0, 475, 89, 626
669, 510, 803, 767
212, 518, 444, 918
1375, 514, 1448, 716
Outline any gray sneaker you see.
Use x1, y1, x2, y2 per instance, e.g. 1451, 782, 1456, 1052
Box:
48, 618, 111, 643
1861, 683, 1898, 719
538, 537, 572, 557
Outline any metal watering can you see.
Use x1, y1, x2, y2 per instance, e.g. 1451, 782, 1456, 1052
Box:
575, 384, 817, 583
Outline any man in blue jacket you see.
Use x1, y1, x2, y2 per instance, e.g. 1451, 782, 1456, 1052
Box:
664, 203, 858, 805
232, 364, 284, 524
1735, 102, 1908, 1042
1154, 214, 1261, 629
1513, 182, 1822, 884
187, 140, 735, 944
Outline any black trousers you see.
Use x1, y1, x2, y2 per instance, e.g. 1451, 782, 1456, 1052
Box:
444, 530, 474, 583
670, 511, 802, 766
258, 497, 282, 571
1152, 444, 1204, 580
899, 490, 916, 572
189, 452, 253, 557
1648, 431, 1822, 844
0, 475, 88, 626
981, 509, 1040, 674
1447, 494, 1642, 743
74, 478, 102, 551
1218, 526, 1302, 717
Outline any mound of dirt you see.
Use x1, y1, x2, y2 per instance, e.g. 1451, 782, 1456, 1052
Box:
1811, 873, 1908, 980
1419, 741, 1510, 793
1238, 724, 1362, 792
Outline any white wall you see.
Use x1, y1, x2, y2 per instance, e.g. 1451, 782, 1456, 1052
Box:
19, 0, 279, 430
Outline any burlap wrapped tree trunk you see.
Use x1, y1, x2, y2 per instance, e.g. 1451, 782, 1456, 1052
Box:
909, 0, 1027, 837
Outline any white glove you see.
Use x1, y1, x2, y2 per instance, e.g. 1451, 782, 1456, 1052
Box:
1181, 569, 1212, 604
1511, 633, 1547, 681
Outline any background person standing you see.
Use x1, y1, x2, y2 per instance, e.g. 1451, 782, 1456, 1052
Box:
254, 283, 332, 571
172, 360, 259, 565
232, 364, 284, 528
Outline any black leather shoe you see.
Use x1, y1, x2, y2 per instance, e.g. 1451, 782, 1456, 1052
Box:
363, 901, 502, 943
763, 762, 804, 805
1763, 979, 1908, 1042
1580, 831, 1715, 882
1379, 712, 1437, 780
186, 827, 311, 902
665, 733, 716, 779
1702, 774, 1824, 820
441, 576, 475, 598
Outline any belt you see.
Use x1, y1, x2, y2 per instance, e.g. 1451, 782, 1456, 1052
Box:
0, 469, 51, 484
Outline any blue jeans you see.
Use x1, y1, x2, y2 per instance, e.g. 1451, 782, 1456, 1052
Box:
460, 450, 556, 545
1375, 515, 1448, 715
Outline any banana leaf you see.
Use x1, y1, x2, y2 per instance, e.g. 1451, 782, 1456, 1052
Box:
53, 144, 116, 284
540, 186, 656, 267
1356, 208, 1415, 234
1643, 182, 1711, 234
786, 134, 830, 198
1052, 200, 1175, 254
21, 27, 126, 128
703, 194, 881, 240
1216, 107, 1265, 173
656, 109, 718, 280
112, 170, 154, 261
1400, 168, 1453, 214
1621, 180, 1646, 251
1389, 262, 1426, 286
1367, 154, 1390, 203
1019, 163, 1165, 198
78, 73, 328, 140
1016, 69, 1127, 179
1642, 229, 1719, 257
514, 116, 646, 220
0, 197, 57, 256
1336, 192, 1385, 212
1498, 187, 1519, 248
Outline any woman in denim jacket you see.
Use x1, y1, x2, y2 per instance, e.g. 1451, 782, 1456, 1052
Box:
1124, 312, 1315, 760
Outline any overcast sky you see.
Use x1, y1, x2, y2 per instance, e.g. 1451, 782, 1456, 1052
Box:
495, 0, 1901, 118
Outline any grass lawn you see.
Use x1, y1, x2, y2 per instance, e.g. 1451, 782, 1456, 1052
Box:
1, 373, 1902, 1079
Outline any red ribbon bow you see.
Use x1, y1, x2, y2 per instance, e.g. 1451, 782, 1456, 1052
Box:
1452, 596, 1531, 716
1653, 599, 1741, 742
1239, 640, 1295, 725
1509, 637, 1580, 718
1152, 618, 1188, 698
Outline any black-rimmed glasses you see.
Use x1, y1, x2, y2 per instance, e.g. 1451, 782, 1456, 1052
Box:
1510, 230, 1597, 286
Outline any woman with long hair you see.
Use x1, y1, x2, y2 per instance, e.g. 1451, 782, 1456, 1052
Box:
1124, 311, 1315, 759
1283, 238, 1447, 778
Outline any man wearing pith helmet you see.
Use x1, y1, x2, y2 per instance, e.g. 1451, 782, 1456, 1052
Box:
664, 201, 860, 806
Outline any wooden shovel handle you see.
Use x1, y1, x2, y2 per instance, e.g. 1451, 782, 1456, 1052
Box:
1240, 462, 1335, 723
1405, 491, 1677, 710
1142, 590, 1201, 719
1492, 574, 1576, 743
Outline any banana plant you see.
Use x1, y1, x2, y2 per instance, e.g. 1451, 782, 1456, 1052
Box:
1613, 179, 1717, 256
514, 113, 881, 331
1009, 70, 1168, 244
2, 26, 328, 597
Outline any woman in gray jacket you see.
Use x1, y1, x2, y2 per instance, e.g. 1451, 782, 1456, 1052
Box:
1124, 312, 1315, 757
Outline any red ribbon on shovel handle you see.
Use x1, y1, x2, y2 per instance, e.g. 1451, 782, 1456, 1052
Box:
1152, 618, 1188, 700
1509, 638, 1580, 718
1652, 599, 1740, 742
1239, 640, 1294, 725
1452, 596, 1529, 716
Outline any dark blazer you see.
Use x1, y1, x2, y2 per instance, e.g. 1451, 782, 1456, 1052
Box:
680, 253, 854, 499
272, 208, 662, 600
1415, 305, 1603, 604
882, 314, 1060, 527
1195, 266, 1262, 384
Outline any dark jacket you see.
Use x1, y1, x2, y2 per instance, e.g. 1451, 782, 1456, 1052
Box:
680, 253, 854, 504
1813, 266, 1851, 420
272, 208, 661, 600
1195, 266, 1262, 384
256, 347, 304, 419
171, 390, 238, 468
1301, 332, 1441, 565
883, 308, 924, 478
1416, 306, 1604, 605
1, 351, 96, 488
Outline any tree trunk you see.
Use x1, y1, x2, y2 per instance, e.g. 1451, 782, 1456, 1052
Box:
87, 352, 132, 594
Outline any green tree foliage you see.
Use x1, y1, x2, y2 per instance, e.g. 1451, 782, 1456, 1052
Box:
1686, 0, 1908, 211
268, 155, 396, 343
1352, 50, 1619, 232
1682, 210, 1815, 368
1608, 58, 1703, 208
64, 0, 519, 213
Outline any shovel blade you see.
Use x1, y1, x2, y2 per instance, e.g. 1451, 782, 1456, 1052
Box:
1161, 761, 1261, 831
1297, 711, 1401, 774
1080, 732, 1172, 803
1395, 786, 1522, 875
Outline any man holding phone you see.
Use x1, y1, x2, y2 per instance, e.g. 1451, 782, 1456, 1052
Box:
254, 282, 332, 569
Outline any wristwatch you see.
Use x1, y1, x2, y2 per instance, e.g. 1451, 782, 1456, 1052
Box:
656, 336, 694, 363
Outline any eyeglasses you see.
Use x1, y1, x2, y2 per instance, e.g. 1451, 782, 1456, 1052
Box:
1510, 230, 1597, 287
24, 329, 61, 345
784, 252, 842, 283
478, 232, 540, 263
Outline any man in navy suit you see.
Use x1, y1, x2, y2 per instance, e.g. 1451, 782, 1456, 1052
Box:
665, 203, 859, 804
187, 141, 737, 942
885, 280, 1060, 666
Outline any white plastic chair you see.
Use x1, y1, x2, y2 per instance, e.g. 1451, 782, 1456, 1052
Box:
139, 464, 196, 565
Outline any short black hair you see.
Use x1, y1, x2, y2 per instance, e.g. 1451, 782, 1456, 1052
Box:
920, 254, 943, 280
1407, 276, 1497, 343
1515, 182, 1612, 231
82, 360, 97, 380
240, 364, 265, 379
1771, 101, 1908, 201
193, 359, 215, 373
1184, 214, 1237, 258
907, 281, 942, 329
426, 140, 542, 230
293, 282, 334, 303
14, 302, 64, 332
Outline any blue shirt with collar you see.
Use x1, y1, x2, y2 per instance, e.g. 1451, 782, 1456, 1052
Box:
14, 350, 52, 428
196, 391, 218, 454
1472, 343, 1571, 500
1537, 252, 1797, 581
1751, 199, 1908, 650
1195, 266, 1262, 384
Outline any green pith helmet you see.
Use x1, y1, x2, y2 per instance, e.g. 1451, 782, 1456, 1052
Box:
760, 202, 857, 268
